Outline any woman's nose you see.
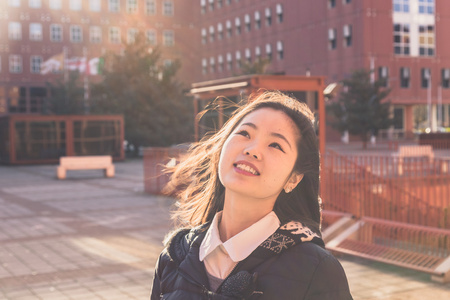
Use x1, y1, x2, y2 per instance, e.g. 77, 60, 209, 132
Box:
245, 151, 258, 159
244, 144, 261, 160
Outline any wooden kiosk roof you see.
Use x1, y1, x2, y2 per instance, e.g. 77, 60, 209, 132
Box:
189, 74, 326, 155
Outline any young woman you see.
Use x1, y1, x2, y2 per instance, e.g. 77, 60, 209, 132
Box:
151, 91, 352, 299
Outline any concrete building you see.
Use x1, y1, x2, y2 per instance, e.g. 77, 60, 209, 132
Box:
197, 0, 450, 138
0, 0, 199, 116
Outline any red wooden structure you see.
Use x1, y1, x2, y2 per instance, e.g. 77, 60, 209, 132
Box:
189, 75, 327, 155
0, 115, 124, 165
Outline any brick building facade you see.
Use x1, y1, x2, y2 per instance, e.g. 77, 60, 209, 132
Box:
0, 0, 199, 115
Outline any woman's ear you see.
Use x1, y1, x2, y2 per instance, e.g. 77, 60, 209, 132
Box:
284, 172, 304, 193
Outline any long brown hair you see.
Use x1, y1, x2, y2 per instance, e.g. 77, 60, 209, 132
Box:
165, 91, 322, 234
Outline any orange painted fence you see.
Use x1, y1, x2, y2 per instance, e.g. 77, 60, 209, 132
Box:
321, 150, 450, 229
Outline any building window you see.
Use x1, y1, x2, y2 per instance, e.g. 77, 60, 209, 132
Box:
277, 41, 284, 60
217, 0, 223, 8
328, 28, 337, 50
245, 48, 251, 63
109, 0, 120, 12
127, 0, 138, 13
442, 69, 450, 89
163, 30, 174, 46
265, 8, 272, 26
235, 51, 241, 68
245, 14, 251, 32
255, 46, 261, 59
393, 107, 404, 130
8, 0, 20, 7
226, 20, 232, 37
343, 25, 352, 47
70, 25, 83, 43
276, 4, 283, 23
235, 17, 241, 35
146, 0, 156, 15
418, 0, 434, 14
9, 55, 22, 73
266, 43, 272, 60
421, 68, 431, 88
201, 28, 207, 44
163, 1, 174, 16
393, 0, 409, 12
90, 0, 101, 11
419, 25, 435, 56
29, 23, 42, 41
400, 67, 410, 88
344, 0, 352, 4
109, 27, 121, 43
70, 0, 82, 10
209, 0, 214, 11
218, 55, 224, 72
127, 28, 138, 44
49, 0, 61, 10
217, 23, 223, 39
146, 29, 157, 45
226, 53, 232, 70
378, 66, 389, 87
329, 0, 336, 8
29, 0, 41, 8
30, 56, 42, 73
393, 23, 410, 55
8, 22, 22, 40
210, 57, 215, 73
209, 26, 215, 42
254, 11, 261, 29
200, 0, 206, 14
202, 58, 207, 75
50, 24, 63, 42
90, 26, 102, 43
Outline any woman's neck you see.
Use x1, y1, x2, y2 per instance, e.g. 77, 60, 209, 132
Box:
218, 192, 275, 242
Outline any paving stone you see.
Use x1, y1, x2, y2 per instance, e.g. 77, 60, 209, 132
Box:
1, 160, 450, 300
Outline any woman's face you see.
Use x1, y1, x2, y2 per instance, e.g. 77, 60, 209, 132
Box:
218, 107, 301, 203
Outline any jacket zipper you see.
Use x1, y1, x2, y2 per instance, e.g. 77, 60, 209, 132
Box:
178, 268, 214, 298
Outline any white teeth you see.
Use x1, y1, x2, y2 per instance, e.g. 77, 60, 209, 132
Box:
236, 164, 258, 175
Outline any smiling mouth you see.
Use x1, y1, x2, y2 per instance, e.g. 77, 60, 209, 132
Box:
233, 163, 260, 175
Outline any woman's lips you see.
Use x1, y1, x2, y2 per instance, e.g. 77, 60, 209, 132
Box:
233, 160, 260, 176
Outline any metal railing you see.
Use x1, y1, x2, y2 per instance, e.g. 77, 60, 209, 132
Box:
321, 150, 450, 229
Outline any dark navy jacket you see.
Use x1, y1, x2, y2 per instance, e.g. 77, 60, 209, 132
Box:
151, 223, 353, 299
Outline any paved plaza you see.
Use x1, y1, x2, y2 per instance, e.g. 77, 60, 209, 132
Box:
0, 159, 449, 299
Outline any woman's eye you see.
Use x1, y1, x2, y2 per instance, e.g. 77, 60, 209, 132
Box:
270, 143, 285, 152
236, 130, 250, 138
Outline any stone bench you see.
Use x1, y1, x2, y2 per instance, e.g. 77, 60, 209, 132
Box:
56, 156, 115, 179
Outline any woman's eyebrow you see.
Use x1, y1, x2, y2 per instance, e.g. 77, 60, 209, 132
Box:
241, 122, 292, 150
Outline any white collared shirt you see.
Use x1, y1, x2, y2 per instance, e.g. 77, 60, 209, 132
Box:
199, 211, 280, 279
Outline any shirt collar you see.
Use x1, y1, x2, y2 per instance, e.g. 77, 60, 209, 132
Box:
199, 211, 280, 262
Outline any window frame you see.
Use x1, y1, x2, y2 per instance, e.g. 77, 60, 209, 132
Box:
70, 25, 83, 43
163, 0, 174, 16
8, 22, 22, 40
29, 23, 43, 41
9, 54, 23, 74
163, 30, 174, 46
69, 0, 82, 11
109, 0, 120, 12
30, 55, 42, 74
89, 26, 102, 43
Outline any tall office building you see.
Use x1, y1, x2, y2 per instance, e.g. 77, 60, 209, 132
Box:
198, 0, 450, 137
0, 0, 199, 116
